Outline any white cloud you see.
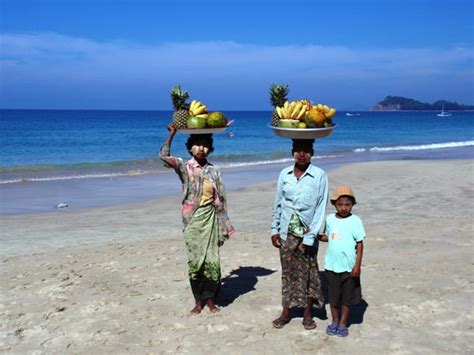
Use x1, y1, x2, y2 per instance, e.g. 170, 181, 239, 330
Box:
1, 31, 473, 109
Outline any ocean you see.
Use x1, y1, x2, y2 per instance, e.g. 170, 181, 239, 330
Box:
1, 109, 473, 214
1, 109, 473, 183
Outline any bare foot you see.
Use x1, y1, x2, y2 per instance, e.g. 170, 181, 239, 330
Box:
190, 305, 202, 314
190, 299, 202, 314
206, 298, 220, 313
208, 305, 220, 313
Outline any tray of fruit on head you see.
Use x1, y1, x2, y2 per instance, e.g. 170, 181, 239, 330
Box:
268, 84, 336, 140
170, 85, 233, 134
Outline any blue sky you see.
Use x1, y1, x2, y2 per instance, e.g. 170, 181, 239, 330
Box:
1, 0, 473, 110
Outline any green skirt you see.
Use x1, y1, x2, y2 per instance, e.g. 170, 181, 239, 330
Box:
183, 204, 221, 300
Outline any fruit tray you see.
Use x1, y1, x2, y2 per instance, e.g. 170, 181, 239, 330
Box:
176, 127, 228, 134
176, 120, 234, 134
270, 125, 336, 139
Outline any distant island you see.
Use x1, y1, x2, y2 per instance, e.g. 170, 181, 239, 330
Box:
371, 96, 474, 111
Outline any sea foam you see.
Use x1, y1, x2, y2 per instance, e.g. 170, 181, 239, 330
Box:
354, 140, 474, 153
0, 155, 340, 184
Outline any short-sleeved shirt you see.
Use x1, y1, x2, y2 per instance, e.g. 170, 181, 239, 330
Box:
324, 213, 365, 273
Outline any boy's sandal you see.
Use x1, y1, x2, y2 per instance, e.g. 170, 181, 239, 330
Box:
272, 317, 290, 329
326, 324, 338, 336
336, 325, 349, 337
302, 318, 317, 330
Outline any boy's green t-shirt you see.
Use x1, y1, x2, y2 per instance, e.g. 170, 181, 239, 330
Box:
324, 213, 365, 273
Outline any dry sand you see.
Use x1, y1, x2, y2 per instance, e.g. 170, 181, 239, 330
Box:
1, 159, 473, 354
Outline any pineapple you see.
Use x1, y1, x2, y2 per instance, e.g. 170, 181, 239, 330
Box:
269, 84, 289, 126
171, 85, 190, 129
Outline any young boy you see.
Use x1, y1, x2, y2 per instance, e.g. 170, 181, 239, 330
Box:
319, 185, 365, 337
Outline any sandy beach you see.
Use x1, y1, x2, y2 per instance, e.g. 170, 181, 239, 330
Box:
1, 159, 473, 354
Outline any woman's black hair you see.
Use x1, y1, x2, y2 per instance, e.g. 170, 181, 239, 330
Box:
291, 139, 314, 156
186, 134, 214, 155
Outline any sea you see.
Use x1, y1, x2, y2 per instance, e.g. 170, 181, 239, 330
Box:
1, 109, 473, 214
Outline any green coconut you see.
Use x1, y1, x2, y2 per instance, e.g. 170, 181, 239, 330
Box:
207, 112, 227, 128
187, 116, 207, 129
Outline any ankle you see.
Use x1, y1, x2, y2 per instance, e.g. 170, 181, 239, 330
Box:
206, 298, 215, 306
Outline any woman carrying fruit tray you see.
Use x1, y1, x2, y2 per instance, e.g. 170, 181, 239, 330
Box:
160, 123, 235, 314
268, 84, 334, 329
270, 139, 329, 330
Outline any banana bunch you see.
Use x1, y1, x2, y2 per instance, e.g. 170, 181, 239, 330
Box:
276, 100, 309, 120
314, 103, 336, 119
189, 100, 208, 118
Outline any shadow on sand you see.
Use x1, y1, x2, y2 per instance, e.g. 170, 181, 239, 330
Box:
216, 266, 275, 307
216, 267, 368, 326
285, 271, 368, 323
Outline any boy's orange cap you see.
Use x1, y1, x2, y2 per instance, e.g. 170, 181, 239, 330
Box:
330, 185, 357, 205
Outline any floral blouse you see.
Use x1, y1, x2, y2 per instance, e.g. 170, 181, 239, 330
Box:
160, 143, 235, 238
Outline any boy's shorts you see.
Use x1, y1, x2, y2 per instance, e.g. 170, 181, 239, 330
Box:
325, 270, 362, 306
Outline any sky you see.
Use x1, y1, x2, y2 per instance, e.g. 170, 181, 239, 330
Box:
1, 0, 473, 110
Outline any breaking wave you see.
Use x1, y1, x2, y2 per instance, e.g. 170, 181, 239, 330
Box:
0, 154, 340, 185
354, 140, 474, 153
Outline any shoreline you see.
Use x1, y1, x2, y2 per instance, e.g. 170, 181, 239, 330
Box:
1, 146, 473, 216
1, 157, 473, 257
1, 158, 472, 353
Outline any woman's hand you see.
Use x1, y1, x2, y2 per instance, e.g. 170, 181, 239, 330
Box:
167, 123, 177, 134
318, 233, 328, 242
218, 240, 224, 247
271, 234, 281, 248
163, 123, 177, 146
